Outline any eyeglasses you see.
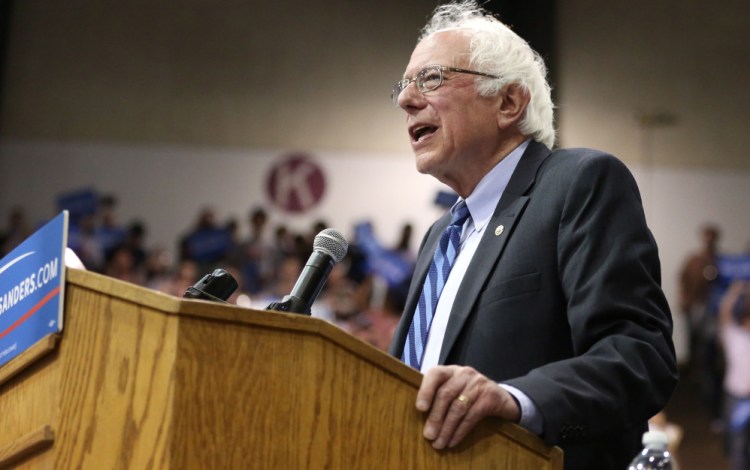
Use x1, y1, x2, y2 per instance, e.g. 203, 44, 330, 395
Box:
391, 64, 501, 106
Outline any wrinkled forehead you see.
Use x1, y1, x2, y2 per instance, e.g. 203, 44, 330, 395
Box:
404, 30, 471, 77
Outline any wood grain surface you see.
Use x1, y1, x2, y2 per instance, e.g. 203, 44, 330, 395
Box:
0, 268, 562, 469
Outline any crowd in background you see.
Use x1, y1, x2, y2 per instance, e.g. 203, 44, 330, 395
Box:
3, 198, 750, 468
0, 197, 416, 353
678, 225, 750, 469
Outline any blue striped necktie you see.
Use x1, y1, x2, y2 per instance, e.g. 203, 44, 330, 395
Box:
402, 201, 471, 370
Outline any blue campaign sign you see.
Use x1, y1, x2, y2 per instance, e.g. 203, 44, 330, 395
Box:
0, 211, 68, 367
717, 255, 750, 283
57, 187, 98, 223
354, 222, 414, 288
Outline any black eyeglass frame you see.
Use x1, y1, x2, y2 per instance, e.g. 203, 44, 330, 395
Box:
391, 65, 501, 106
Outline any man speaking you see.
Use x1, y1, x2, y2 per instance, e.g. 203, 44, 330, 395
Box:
387, 2, 678, 469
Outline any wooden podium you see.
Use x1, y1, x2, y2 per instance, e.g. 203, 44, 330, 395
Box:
0, 269, 562, 469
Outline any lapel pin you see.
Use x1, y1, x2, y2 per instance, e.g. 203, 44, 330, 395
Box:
495, 225, 505, 236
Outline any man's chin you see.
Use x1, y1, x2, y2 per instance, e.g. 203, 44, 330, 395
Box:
414, 152, 438, 176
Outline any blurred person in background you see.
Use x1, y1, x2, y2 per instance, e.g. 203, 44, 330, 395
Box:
144, 247, 173, 290
269, 225, 296, 281
105, 245, 145, 286
233, 207, 274, 295
0, 207, 33, 256
313, 262, 361, 326
95, 194, 127, 261
718, 280, 750, 470
120, 221, 148, 271
179, 207, 233, 274
361, 276, 408, 351
72, 214, 105, 272
394, 222, 416, 265
679, 224, 725, 429
679, 224, 721, 365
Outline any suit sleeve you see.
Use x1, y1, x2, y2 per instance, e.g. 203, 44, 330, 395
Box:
504, 153, 678, 444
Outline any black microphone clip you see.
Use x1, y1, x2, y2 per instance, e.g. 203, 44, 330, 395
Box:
265, 298, 303, 314
183, 268, 238, 303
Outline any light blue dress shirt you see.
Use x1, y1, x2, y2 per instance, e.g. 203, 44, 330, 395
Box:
419, 138, 543, 435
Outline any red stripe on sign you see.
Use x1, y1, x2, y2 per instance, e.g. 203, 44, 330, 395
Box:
0, 286, 61, 340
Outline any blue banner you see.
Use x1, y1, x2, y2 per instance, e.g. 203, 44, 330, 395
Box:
355, 222, 414, 288
184, 228, 232, 263
702, 255, 750, 315
717, 255, 750, 283
57, 188, 98, 223
0, 211, 68, 367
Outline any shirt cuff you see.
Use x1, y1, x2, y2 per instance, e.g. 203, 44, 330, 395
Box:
499, 383, 544, 435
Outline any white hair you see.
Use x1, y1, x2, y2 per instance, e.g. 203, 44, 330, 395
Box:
420, 1, 556, 147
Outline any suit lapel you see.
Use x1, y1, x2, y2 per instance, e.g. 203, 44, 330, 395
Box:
438, 141, 551, 364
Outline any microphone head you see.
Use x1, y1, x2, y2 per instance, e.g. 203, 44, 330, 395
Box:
314, 228, 348, 263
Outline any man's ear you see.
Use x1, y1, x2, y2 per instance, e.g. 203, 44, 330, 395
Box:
496, 84, 531, 129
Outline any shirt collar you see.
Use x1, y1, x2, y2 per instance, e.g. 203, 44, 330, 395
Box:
456, 138, 530, 233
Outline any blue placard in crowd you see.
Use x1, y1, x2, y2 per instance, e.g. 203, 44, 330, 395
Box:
0, 211, 68, 367
57, 187, 98, 223
354, 222, 414, 288
717, 255, 750, 283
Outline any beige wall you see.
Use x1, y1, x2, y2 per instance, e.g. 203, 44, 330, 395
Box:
0, 0, 435, 152
2, 1, 749, 170
557, 0, 750, 169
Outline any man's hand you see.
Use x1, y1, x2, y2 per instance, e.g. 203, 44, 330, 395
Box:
416, 365, 521, 449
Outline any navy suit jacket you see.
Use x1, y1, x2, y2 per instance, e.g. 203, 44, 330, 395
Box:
389, 141, 678, 470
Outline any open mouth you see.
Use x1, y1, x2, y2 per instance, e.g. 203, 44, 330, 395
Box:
411, 125, 437, 143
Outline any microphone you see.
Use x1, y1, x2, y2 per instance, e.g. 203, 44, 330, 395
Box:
183, 268, 238, 303
267, 228, 348, 315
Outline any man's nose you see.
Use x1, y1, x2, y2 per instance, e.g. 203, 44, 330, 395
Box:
397, 81, 426, 110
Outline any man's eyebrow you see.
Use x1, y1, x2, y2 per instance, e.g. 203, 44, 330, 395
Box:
402, 64, 428, 79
